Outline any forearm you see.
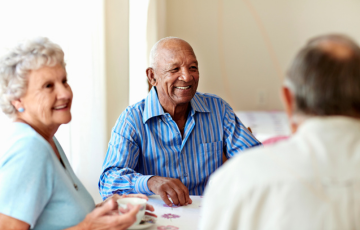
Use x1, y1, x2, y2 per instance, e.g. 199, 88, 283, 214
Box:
64, 223, 85, 230
99, 168, 154, 199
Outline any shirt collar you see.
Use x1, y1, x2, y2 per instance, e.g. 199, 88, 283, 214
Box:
143, 87, 210, 124
190, 92, 211, 114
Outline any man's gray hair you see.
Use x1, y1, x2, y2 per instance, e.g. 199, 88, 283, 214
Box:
286, 34, 360, 117
0, 37, 65, 119
149, 37, 190, 69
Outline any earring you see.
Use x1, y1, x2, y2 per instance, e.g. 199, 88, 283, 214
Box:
18, 108, 25, 113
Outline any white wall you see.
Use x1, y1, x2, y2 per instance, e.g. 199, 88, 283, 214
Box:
105, 0, 130, 142
165, 0, 360, 111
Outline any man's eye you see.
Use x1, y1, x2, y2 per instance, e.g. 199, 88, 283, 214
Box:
46, 83, 53, 88
171, 68, 179, 72
190, 66, 198, 70
62, 79, 68, 84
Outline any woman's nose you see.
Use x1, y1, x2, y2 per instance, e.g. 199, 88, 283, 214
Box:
57, 83, 73, 100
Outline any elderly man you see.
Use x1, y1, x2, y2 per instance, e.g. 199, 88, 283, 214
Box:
200, 34, 360, 230
99, 37, 261, 206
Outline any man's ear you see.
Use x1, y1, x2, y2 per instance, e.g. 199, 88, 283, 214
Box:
281, 86, 293, 118
146, 68, 157, 86
281, 86, 298, 133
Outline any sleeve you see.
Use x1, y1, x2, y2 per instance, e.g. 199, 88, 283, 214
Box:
0, 136, 54, 228
98, 112, 154, 200
223, 102, 262, 158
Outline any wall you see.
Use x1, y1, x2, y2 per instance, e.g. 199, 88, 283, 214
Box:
105, 0, 130, 141
165, 0, 360, 111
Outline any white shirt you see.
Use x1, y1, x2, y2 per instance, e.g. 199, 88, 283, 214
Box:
200, 117, 360, 230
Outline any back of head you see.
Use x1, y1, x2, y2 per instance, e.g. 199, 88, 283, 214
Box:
286, 34, 360, 118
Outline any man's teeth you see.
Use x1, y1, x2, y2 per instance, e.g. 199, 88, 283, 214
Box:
54, 105, 66, 109
175, 86, 190, 90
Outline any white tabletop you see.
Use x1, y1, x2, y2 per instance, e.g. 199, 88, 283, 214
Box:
235, 111, 290, 142
142, 195, 202, 230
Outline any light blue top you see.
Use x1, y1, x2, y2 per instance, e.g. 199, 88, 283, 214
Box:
0, 123, 95, 229
99, 87, 261, 199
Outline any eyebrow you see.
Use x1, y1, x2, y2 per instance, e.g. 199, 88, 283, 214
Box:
167, 61, 198, 69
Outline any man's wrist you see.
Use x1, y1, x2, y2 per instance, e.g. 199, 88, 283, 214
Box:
135, 175, 155, 195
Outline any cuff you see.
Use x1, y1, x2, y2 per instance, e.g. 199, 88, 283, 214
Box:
134, 175, 155, 195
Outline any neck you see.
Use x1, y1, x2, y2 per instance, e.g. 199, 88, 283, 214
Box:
15, 117, 58, 143
163, 102, 190, 122
289, 113, 309, 134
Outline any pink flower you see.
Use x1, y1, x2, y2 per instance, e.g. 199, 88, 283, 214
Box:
157, 225, 179, 230
163, 204, 180, 208
161, 213, 180, 219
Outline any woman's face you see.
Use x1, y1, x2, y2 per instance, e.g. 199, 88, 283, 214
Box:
19, 64, 73, 129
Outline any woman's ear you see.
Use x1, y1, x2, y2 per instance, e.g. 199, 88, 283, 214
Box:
146, 68, 157, 86
11, 99, 23, 112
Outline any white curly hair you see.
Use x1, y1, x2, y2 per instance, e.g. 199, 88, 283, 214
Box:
0, 37, 65, 119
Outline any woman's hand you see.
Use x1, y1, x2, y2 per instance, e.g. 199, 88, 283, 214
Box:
77, 199, 140, 230
97, 194, 157, 217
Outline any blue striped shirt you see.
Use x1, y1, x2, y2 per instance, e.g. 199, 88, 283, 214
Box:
99, 87, 261, 199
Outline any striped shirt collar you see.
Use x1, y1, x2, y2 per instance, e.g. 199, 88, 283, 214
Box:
143, 87, 210, 124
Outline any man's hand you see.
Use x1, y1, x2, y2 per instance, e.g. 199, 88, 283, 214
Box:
148, 176, 192, 206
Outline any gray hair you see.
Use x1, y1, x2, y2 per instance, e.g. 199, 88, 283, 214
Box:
149, 37, 192, 69
0, 37, 65, 119
286, 34, 360, 117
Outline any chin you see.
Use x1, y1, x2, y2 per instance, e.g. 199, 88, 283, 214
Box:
56, 115, 72, 125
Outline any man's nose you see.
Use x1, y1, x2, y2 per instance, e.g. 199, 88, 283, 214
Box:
179, 68, 192, 82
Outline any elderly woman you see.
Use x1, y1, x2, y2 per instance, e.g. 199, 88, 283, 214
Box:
0, 37, 154, 230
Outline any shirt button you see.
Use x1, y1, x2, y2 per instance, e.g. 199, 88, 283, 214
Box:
183, 173, 188, 177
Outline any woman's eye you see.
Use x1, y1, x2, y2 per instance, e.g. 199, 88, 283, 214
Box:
171, 68, 179, 72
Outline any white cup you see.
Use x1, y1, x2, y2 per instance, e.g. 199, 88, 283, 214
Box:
117, 197, 147, 226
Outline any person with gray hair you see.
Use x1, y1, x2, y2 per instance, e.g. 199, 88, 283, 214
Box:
0, 37, 155, 230
200, 34, 360, 230
99, 37, 261, 206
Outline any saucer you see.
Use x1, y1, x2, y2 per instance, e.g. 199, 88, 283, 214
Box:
128, 215, 156, 230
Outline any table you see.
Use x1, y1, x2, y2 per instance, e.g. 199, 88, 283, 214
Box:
143, 195, 202, 230
235, 111, 290, 142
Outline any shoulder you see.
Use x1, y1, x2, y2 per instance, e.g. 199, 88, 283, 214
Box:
208, 138, 305, 197
194, 91, 233, 113
122, 99, 146, 120
195, 91, 228, 105
1, 123, 53, 166
114, 99, 146, 128
120, 99, 145, 120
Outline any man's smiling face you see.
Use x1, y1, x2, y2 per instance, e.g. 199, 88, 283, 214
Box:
153, 40, 199, 107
